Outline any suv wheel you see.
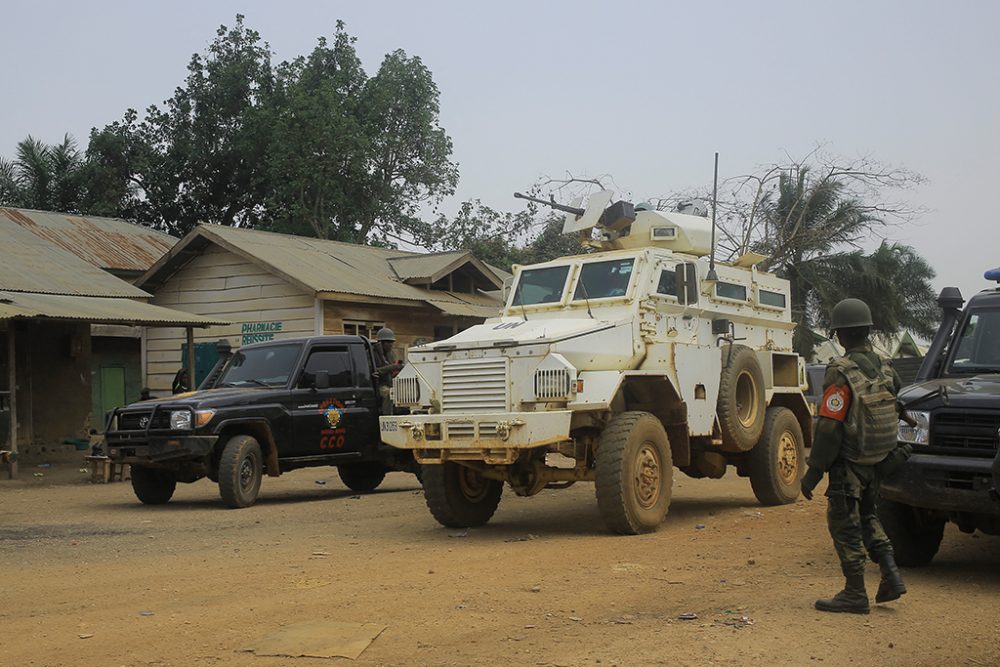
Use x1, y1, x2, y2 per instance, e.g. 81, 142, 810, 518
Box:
595, 411, 673, 535
877, 498, 945, 566
218, 435, 263, 508
131, 466, 176, 505
423, 462, 502, 528
338, 462, 387, 492
749, 407, 804, 505
717, 345, 766, 451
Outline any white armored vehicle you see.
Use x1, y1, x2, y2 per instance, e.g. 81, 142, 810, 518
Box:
380, 191, 811, 534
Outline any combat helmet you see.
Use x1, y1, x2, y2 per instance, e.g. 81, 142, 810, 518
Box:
376, 327, 396, 342
831, 298, 874, 330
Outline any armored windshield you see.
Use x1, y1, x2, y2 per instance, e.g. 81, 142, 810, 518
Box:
218, 342, 303, 388
511, 265, 570, 306
573, 259, 635, 300
948, 308, 1000, 374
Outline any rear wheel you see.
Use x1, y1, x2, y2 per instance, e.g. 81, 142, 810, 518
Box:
595, 411, 673, 535
130, 466, 176, 505
423, 462, 502, 528
338, 462, 387, 492
877, 498, 945, 566
749, 407, 805, 505
218, 435, 263, 508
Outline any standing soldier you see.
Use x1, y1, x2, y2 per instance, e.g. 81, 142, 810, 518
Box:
800, 298, 913, 614
372, 327, 402, 415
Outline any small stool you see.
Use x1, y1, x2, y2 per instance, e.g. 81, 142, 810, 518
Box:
85, 456, 128, 483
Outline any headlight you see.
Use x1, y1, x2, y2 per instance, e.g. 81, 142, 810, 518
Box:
169, 410, 193, 430
898, 411, 930, 445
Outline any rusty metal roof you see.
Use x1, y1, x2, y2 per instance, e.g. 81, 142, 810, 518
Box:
0, 208, 176, 273
0, 219, 149, 297
140, 225, 506, 314
0, 291, 228, 327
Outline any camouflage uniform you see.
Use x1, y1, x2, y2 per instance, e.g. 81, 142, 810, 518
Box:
372, 336, 398, 415
807, 344, 902, 579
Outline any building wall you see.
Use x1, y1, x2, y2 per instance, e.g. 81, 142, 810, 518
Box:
322, 301, 478, 358
146, 246, 316, 393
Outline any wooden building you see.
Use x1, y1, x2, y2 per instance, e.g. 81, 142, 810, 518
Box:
137, 225, 506, 393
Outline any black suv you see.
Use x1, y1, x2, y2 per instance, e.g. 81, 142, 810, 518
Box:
104, 336, 417, 507
880, 282, 1000, 565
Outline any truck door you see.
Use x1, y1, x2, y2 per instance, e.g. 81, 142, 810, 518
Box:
288, 345, 373, 458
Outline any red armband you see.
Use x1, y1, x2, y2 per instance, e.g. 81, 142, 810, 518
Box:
818, 384, 851, 421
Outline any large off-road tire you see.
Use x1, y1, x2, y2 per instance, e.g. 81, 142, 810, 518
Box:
595, 411, 673, 535
717, 345, 766, 451
217, 435, 263, 508
338, 462, 387, 493
877, 498, 945, 567
423, 462, 502, 528
130, 466, 176, 505
749, 407, 804, 505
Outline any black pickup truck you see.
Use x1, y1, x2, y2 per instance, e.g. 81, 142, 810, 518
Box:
880, 281, 1000, 565
104, 336, 417, 508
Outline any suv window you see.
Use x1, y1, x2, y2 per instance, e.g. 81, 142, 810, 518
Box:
219, 343, 302, 388
301, 347, 354, 388
948, 308, 1000, 374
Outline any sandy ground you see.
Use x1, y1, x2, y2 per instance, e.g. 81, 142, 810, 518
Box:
2, 462, 999, 667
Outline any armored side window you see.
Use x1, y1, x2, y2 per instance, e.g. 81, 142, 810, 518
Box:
574, 259, 635, 300
715, 281, 748, 301
512, 266, 571, 306
656, 268, 678, 296
758, 289, 786, 309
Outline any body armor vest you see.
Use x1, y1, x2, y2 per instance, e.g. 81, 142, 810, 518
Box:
829, 355, 898, 465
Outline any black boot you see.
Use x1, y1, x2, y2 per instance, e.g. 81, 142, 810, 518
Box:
815, 574, 870, 614
875, 554, 907, 603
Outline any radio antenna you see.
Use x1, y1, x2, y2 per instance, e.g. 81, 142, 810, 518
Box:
706, 152, 720, 282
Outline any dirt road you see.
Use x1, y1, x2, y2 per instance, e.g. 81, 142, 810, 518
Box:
2, 467, 998, 667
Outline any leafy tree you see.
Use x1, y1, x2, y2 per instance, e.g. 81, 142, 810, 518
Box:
0, 135, 85, 211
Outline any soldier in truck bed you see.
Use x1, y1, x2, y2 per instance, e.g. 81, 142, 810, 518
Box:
372, 327, 402, 414
800, 298, 913, 614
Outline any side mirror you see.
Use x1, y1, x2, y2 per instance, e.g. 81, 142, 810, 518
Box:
313, 370, 330, 390
675, 263, 699, 306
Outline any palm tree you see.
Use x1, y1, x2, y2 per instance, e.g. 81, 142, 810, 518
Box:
0, 134, 85, 211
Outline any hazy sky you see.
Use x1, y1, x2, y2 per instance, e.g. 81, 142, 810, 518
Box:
4, 0, 998, 302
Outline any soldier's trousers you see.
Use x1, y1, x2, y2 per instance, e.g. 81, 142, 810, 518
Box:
825, 460, 894, 578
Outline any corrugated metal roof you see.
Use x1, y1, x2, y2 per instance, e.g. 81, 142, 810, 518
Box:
389, 251, 468, 282
141, 225, 506, 313
0, 220, 149, 297
0, 208, 176, 272
428, 299, 501, 319
0, 291, 228, 327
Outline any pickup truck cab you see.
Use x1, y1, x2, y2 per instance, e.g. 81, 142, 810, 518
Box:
104, 336, 417, 507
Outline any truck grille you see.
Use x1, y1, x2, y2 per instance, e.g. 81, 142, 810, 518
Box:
534, 368, 571, 400
117, 410, 170, 431
929, 410, 1000, 456
393, 376, 420, 405
441, 357, 508, 414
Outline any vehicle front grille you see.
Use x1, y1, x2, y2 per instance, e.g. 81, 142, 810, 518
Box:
447, 421, 499, 439
393, 376, 420, 405
117, 410, 170, 431
534, 367, 571, 400
929, 410, 1000, 456
441, 357, 508, 414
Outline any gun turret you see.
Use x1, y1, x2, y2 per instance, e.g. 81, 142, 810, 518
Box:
513, 192, 586, 217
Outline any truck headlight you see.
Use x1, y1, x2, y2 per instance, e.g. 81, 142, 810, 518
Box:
532, 354, 576, 401
169, 410, 193, 430
898, 411, 930, 445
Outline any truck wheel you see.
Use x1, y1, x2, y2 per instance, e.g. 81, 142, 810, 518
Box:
217, 435, 263, 508
595, 411, 673, 535
717, 345, 766, 451
423, 462, 502, 528
338, 462, 387, 492
749, 407, 804, 505
130, 466, 176, 505
877, 498, 945, 566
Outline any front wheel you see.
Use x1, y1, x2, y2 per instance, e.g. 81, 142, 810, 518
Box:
749, 407, 805, 505
217, 435, 263, 508
423, 462, 502, 528
595, 411, 673, 535
131, 466, 176, 505
338, 462, 387, 492
877, 498, 945, 566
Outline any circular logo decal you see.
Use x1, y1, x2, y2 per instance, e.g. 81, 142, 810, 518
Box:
323, 402, 343, 428
825, 393, 845, 413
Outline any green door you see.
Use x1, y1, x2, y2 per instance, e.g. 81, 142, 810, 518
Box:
100, 366, 127, 416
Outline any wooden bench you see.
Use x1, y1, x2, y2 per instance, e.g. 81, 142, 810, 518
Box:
84, 456, 128, 484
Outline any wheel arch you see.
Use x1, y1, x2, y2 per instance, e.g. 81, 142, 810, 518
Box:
214, 419, 280, 477
615, 376, 690, 467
